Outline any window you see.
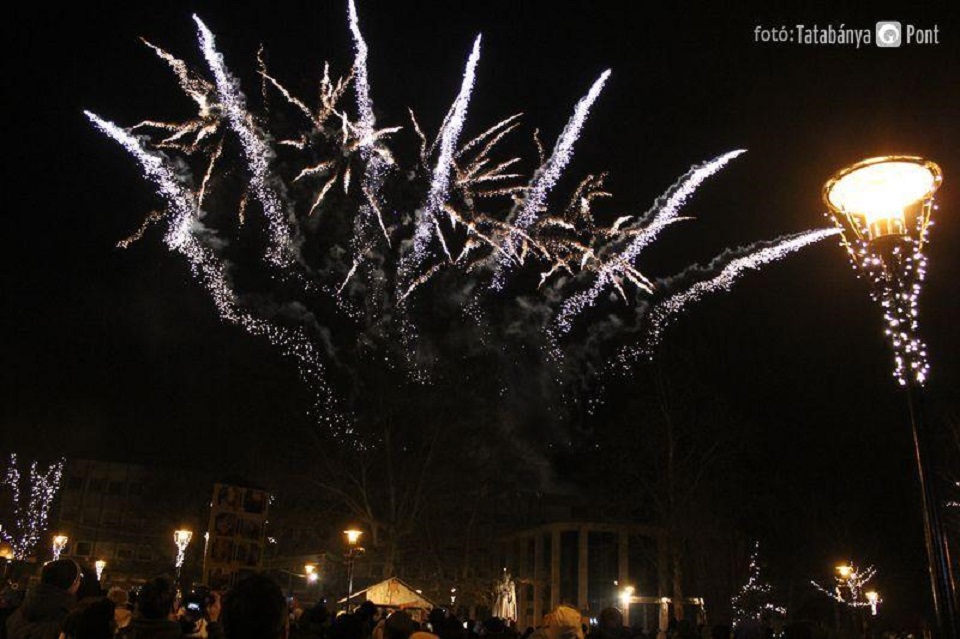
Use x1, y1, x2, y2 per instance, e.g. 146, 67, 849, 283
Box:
74, 541, 93, 557
101, 510, 120, 525
127, 482, 143, 496
60, 507, 80, 522
108, 481, 125, 495
96, 542, 116, 559
88, 478, 106, 493
117, 545, 135, 560
137, 545, 154, 562
67, 476, 85, 491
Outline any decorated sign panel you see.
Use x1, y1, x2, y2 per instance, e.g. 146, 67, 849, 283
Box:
202, 483, 269, 586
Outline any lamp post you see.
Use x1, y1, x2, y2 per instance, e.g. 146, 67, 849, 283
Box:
174, 529, 193, 580
343, 529, 364, 613
51, 534, 68, 561
823, 155, 955, 638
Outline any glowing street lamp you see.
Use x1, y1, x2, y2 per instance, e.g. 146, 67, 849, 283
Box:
95, 559, 106, 581
824, 156, 955, 638
836, 564, 853, 581
51, 534, 68, 561
343, 529, 365, 613
174, 529, 193, 578
305, 563, 319, 583
865, 591, 881, 617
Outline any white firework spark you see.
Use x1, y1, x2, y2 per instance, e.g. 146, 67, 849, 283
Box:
639, 228, 840, 353
85, 111, 346, 432
493, 69, 611, 287
406, 34, 483, 275
553, 150, 747, 334
194, 15, 293, 268
347, 0, 375, 142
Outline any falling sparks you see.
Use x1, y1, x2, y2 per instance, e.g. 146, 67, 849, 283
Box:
0, 453, 65, 560
86, 111, 347, 433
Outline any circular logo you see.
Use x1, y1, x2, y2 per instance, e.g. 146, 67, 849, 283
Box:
877, 23, 901, 46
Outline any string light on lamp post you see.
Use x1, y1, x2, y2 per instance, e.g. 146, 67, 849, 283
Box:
865, 591, 881, 617
813, 562, 877, 607
174, 529, 193, 578
823, 156, 954, 638
95, 559, 106, 581
51, 535, 68, 561
343, 529, 365, 613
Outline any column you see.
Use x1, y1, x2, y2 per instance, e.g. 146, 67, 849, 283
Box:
618, 531, 629, 626
578, 527, 589, 611
550, 527, 561, 610
533, 533, 543, 623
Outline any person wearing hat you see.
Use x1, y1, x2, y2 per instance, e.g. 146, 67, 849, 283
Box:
6, 559, 83, 639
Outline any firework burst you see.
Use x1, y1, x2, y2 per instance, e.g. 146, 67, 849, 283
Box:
87, 1, 835, 431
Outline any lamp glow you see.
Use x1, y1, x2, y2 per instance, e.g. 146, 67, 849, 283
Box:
824, 156, 941, 241
174, 529, 193, 575
305, 563, 319, 583
344, 529, 363, 546
52, 534, 68, 561
866, 590, 881, 616
95, 559, 106, 580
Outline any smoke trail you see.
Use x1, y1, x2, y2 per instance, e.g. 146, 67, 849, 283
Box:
493, 69, 611, 288
194, 16, 294, 268
637, 227, 840, 354
553, 150, 747, 335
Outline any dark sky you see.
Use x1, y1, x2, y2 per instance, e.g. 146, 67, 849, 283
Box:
3, 0, 959, 624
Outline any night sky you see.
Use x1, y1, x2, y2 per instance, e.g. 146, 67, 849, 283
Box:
3, 0, 959, 624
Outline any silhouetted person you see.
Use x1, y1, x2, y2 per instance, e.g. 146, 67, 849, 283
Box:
61, 598, 115, 639
7, 559, 82, 639
383, 612, 416, 639
221, 574, 286, 639
118, 576, 182, 639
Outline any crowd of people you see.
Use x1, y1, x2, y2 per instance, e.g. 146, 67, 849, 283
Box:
0, 560, 916, 639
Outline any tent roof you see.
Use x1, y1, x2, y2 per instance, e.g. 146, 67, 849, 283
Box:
337, 577, 440, 608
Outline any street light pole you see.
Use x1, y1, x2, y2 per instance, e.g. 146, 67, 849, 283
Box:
823, 156, 956, 638
343, 529, 364, 614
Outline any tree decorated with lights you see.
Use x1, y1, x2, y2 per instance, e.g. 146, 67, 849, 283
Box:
811, 562, 880, 613
731, 541, 786, 629
0, 453, 65, 560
